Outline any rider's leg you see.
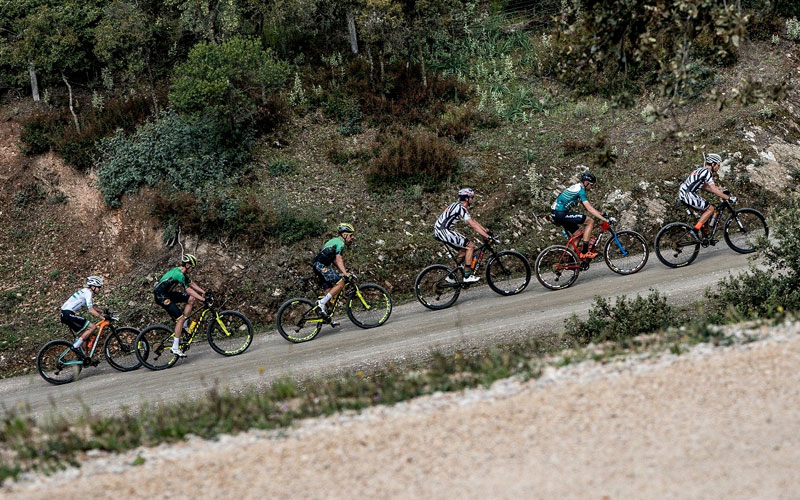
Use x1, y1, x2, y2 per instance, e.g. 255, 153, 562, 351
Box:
464, 242, 475, 275
71, 318, 96, 351
455, 248, 467, 266
174, 296, 195, 338
581, 217, 595, 253
695, 204, 715, 231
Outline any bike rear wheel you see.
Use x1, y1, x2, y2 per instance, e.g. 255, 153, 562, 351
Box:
37, 340, 83, 385
104, 326, 142, 372
135, 325, 179, 370
346, 283, 393, 328
414, 264, 461, 310
207, 310, 254, 355
535, 245, 580, 290
655, 222, 700, 268
486, 250, 531, 296
276, 298, 323, 343
724, 208, 768, 254
604, 230, 649, 275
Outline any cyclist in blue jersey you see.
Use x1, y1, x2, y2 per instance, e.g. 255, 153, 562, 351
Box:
312, 223, 355, 316
153, 254, 206, 357
551, 172, 609, 259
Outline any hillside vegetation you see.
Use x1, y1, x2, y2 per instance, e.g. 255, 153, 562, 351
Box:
1, 0, 799, 376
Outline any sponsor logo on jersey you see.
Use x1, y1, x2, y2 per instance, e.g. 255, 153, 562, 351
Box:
163, 299, 171, 305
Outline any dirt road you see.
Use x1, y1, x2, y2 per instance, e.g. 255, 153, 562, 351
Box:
1, 246, 752, 421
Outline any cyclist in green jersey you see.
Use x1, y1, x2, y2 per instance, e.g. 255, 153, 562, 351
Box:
551, 172, 610, 259
312, 223, 355, 317
153, 254, 206, 357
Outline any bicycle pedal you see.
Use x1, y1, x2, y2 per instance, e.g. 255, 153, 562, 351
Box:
580, 261, 590, 271
329, 320, 340, 328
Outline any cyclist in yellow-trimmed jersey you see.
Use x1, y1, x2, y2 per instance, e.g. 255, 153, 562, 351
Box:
153, 254, 205, 357
312, 223, 355, 317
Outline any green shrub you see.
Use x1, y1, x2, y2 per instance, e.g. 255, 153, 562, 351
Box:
437, 106, 477, 143
97, 112, 254, 207
787, 18, 800, 41
274, 209, 325, 244
564, 291, 678, 346
268, 159, 296, 177
367, 127, 457, 193
324, 90, 362, 137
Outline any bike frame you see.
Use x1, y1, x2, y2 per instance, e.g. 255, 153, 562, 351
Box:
58, 317, 113, 367
175, 302, 238, 349
685, 198, 735, 241
440, 239, 504, 288
302, 279, 373, 326
557, 220, 627, 270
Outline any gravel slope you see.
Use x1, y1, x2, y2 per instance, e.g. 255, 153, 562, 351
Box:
5, 321, 798, 499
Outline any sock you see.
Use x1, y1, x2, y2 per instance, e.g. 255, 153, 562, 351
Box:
582, 241, 589, 253
694, 221, 703, 230
172, 337, 180, 349
464, 270, 471, 277
319, 293, 333, 306
72, 338, 83, 349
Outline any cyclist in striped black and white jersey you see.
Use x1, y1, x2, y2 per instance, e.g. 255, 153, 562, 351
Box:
434, 188, 494, 283
678, 153, 736, 238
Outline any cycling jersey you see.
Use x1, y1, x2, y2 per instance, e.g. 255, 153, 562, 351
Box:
154, 267, 191, 295
435, 202, 471, 231
61, 288, 93, 313
551, 183, 587, 211
680, 167, 714, 194
314, 237, 346, 266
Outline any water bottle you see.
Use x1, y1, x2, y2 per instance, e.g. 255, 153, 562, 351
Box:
561, 229, 569, 239
589, 237, 597, 250
188, 320, 197, 333
709, 211, 718, 227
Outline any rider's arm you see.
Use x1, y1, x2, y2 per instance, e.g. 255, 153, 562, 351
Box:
334, 254, 348, 276
702, 183, 731, 200
87, 306, 103, 319
188, 282, 205, 295
185, 285, 205, 301
466, 218, 491, 239
581, 200, 606, 220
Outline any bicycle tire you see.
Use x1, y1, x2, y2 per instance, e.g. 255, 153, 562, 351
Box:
276, 298, 323, 343
485, 250, 531, 296
723, 208, 768, 254
104, 326, 142, 372
535, 245, 581, 290
135, 325, 179, 370
654, 222, 700, 268
37, 340, 82, 385
604, 230, 649, 275
346, 283, 393, 328
207, 310, 254, 356
414, 264, 461, 310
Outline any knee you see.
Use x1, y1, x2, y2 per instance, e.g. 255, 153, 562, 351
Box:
466, 242, 475, 250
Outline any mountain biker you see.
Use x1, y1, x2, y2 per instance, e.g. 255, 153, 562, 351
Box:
62, 276, 105, 356
678, 153, 736, 239
551, 171, 610, 260
153, 254, 206, 357
312, 223, 355, 317
434, 188, 494, 283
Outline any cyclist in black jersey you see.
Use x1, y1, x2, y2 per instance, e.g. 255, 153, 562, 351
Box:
153, 254, 206, 357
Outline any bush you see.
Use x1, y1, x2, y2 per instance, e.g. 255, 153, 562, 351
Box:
437, 106, 478, 143
97, 112, 254, 207
274, 209, 325, 244
564, 291, 678, 346
323, 90, 362, 136
787, 18, 800, 41
366, 127, 457, 193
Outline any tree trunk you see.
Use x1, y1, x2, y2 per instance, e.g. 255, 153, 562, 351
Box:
346, 9, 358, 54
29, 62, 40, 102
419, 45, 427, 89
367, 45, 374, 85
146, 61, 160, 114
62, 74, 80, 133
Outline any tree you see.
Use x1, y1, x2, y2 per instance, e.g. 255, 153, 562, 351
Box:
357, 0, 406, 88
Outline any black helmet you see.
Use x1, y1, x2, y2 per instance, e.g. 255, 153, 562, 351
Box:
580, 172, 596, 184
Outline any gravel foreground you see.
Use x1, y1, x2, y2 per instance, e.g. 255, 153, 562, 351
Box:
5, 321, 800, 499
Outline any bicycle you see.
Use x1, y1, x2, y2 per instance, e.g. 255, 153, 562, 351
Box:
134, 292, 253, 370
36, 310, 141, 385
654, 191, 768, 268
414, 236, 531, 310
276, 274, 392, 343
534, 218, 648, 290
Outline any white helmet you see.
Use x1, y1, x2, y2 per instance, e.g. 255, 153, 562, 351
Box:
86, 276, 104, 287
458, 187, 475, 199
705, 153, 722, 165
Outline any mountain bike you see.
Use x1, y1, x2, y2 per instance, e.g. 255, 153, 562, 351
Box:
36, 310, 141, 385
134, 293, 253, 370
654, 191, 767, 268
534, 218, 648, 290
276, 274, 392, 343
414, 236, 531, 310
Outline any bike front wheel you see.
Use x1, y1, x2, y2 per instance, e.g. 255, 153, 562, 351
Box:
535, 245, 580, 290
135, 325, 179, 370
486, 250, 531, 296
414, 264, 461, 310
604, 230, 649, 275
276, 298, 323, 343
104, 326, 142, 372
37, 340, 83, 385
207, 310, 254, 356
654, 222, 700, 268
347, 283, 393, 328
724, 208, 768, 254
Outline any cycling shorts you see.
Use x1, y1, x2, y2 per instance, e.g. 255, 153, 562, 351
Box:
678, 189, 709, 211
551, 210, 586, 234
154, 290, 190, 320
60, 309, 89, 334
434, 228, 469, 250
312, 261, 342, 289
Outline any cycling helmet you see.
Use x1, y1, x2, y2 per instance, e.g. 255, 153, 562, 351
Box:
86, 276, 103, 288
580, 172, 597, 184
181, 254, 198, 267
337, 223, 355, 234
458, 187, 475, 200
705, 153, 722, 165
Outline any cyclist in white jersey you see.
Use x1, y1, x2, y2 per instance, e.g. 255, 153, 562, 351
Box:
678, 153, 736, 237
434, 188, 494, 283
61, 276, 104, 356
